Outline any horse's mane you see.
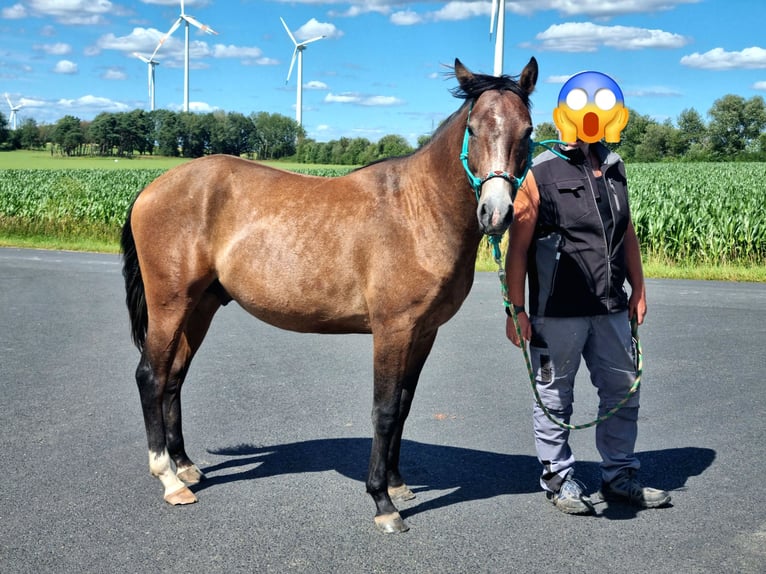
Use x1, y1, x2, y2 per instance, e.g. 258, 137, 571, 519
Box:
428, 67, 532, 141
449, 68, 532, 109
352, 66, 532, 173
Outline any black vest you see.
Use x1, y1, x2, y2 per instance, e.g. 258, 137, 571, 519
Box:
528, 143, 630, 317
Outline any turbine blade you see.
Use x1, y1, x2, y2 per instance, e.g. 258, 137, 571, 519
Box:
134, 52, 150, 63
151, 18, 183, 60
184, 14, 217, 35
280, 17, 297, 46
286, 47, 297, 83
490, 0, 497, 36
180, 0, 185, 16
5, 93, 11, 108
299, 35, 326, 47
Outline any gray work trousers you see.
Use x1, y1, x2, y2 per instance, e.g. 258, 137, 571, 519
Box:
529, 311, 641, 492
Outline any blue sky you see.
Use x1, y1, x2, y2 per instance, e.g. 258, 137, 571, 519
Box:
1, 0, 765, 145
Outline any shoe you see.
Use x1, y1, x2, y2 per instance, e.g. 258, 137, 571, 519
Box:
545, 477, 594, 515
601, 469, 671, 508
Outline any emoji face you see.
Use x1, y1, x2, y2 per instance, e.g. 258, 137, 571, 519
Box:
553, 71, 629, 143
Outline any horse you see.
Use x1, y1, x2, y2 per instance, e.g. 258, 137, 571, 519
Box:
121, 57, 537, 533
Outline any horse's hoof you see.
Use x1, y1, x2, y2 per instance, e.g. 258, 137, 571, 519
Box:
164, 486, 198, 505
374, 512, 409, 534
388, 484, 416, 502
177, 465, 205, 485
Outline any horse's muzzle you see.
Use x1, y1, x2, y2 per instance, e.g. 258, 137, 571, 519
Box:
478, 201, 514, 235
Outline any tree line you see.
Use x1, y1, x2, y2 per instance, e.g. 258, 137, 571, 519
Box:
0, 92, 764, 164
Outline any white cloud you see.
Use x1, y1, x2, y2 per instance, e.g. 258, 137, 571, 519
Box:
534, 22, 690, 52
294, 18, 343, 41
92, 28, 165, 56
34, 42, 72, 55
53, 60, 78, 74
625, 87, 683, 97
325, 92, 360, 104
8, 0, 125, 25
546, 74, 576, 84
324, 92, 404, 106
390, 10, 421, 26
2, 3, 27, 19
58, 95, 130, 112
540, 0, 702, 19
680, 47, 766, 70
430, 1, 489, 22
102, 68, 127, 80
754, 81, 766, 91
305, 80, 328, 90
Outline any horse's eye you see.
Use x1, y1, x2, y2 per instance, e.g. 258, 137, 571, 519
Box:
467, 125, 475, 137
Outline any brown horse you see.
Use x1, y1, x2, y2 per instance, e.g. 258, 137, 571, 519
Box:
121, 57, 537, 533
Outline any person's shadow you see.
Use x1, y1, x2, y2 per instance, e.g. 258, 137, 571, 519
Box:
193, 438, 715, 520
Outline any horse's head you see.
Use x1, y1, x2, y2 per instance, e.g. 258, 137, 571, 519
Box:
454, 57, 537, 235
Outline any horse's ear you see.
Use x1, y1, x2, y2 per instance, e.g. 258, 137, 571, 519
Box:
454, 58, 473, 86
519, 57, 538, 95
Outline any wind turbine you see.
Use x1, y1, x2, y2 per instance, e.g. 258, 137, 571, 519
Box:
151, 0, 217, 112
134, 53, 160, 111
490, 0, 506, 76
4, 93, 22, 130
280, 17, 326, 126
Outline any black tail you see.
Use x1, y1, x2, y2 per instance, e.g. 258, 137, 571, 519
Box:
121, 199, 147, 352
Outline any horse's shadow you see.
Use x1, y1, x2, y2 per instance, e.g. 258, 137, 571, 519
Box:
194, 438, 715, 519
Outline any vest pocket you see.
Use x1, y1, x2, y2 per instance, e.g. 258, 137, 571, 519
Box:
535, 232, 562, 316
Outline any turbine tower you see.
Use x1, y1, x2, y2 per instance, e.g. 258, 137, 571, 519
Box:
490, 0, 506, 76
4, 93, 23, 130
134, 53, 160, 111
151, 0, 217, 112
280, 17, 326, 126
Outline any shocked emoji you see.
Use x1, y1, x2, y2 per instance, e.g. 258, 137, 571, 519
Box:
553, 71, 629, 143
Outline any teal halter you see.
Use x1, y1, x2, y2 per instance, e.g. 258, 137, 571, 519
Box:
459, 101, 531, 203
460, 101, 569, 202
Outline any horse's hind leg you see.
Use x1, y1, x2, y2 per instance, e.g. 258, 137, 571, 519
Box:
135, 348, 196, 505
137, 293, 219, 505
166, 293, 221, 486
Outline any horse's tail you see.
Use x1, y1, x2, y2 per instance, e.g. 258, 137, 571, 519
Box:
121, 198, 147, 352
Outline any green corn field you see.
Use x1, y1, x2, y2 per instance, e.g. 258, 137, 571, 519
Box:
1, 163, 764, 266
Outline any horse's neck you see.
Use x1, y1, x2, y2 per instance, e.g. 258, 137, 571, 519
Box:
391, 117, 483, 264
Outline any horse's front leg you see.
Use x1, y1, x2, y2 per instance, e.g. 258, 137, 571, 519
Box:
386, 329, 438, 504
367, 329, 437, 533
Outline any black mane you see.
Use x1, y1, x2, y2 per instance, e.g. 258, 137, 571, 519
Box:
449, 69, 532, 110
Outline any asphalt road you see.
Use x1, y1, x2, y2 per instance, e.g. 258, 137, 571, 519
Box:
0, 247, 764, 574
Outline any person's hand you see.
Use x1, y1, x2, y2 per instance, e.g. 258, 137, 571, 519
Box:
506, 312, 530, 347
628, 290, 647, 326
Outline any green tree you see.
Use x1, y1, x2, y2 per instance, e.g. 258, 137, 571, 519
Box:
374, 134, 413, 160
18, 118, 43, 150
613, 108, 655, 162
88, 112, 119, 155
52, 115, 85, 156
251, 112, 304, 159
707, 94, 766, 158
152, 109, 181, 157
0, 112, 9, 150
634, 122, 675, 162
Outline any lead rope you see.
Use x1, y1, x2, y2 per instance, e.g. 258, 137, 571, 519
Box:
487, 139, 642, 430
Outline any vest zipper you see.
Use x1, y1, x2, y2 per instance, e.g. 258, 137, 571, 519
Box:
581, 161, 612, 311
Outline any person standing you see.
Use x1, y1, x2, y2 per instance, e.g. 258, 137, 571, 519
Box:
505, 139, 671, 514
